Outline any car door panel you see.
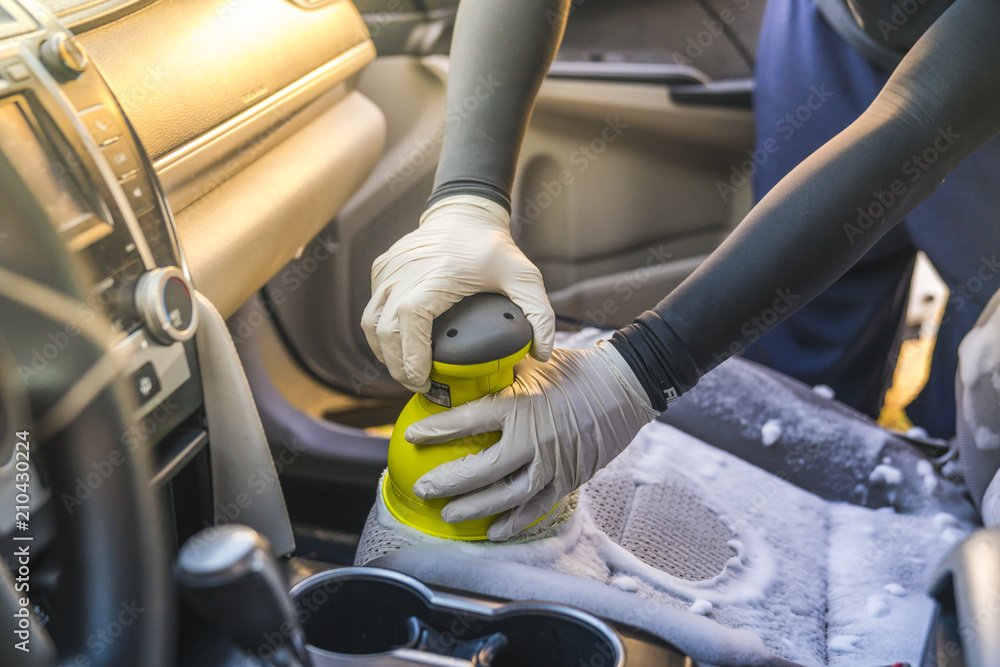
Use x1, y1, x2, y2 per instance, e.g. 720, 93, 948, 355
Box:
513, 75, 753, 325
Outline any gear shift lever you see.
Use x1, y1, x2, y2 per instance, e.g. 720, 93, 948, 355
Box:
175, 525, 311, 667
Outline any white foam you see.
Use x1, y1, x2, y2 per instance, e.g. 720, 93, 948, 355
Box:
824, 502, 961, 666
932, 513, 960, 531
828, 635, 859, 653
866, 595, 889, 618
975, 426, 1000, 450
760, 419, 782, 447
812, 384, 836, 399
916, 459, 938, 493
697, 462, 719, 480
869, 464, 903, 486
941, 528, 963, 545
611, 575, 638, 592
984, 474, 1000, 528
883, 583, 905, 597
958, 306, 1000, 388
689, 599, 713, 615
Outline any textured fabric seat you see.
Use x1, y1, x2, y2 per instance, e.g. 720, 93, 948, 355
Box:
357, 333, 980, 666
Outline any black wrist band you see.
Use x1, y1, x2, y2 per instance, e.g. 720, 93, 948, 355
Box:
610, 311, 698, 412
427, 180, 511, 213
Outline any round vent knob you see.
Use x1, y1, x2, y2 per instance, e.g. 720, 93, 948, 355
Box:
135, 266, 197, 344
39, 34, 88, 80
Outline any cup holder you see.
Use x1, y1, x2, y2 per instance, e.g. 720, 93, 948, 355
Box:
290, 567, 625, 667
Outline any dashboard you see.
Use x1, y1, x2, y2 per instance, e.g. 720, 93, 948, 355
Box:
0, 0, 382, 636
0, 0, 381, 461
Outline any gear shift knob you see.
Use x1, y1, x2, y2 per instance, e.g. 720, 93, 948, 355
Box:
175, 525, 310, 667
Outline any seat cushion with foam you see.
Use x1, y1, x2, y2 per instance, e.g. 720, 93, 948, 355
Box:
357, 333, 978, 666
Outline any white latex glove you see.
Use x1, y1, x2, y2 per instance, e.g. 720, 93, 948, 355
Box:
362, 195, 555, 393
406, 340, 659, 541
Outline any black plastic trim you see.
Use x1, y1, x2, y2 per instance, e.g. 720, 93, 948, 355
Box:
670, 78, 754, 109
151, 429, 208, 488
547, 60, 709, 86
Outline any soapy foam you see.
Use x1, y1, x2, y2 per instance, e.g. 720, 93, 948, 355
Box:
812, 384, 836, 399
362, 419, 971, 665
760, 419, 782, 447
357, 329, 975, 665
869, 464, 903, 486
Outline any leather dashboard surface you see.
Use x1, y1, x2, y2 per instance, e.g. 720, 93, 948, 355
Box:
75, 0, 372, 160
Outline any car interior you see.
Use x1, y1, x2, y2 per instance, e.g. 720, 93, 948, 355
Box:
0, 0, 996, 665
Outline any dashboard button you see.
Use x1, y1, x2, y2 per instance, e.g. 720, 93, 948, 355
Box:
163, 278, 194, 330
120, 173, 155, 214
100, 141, 139, 180
129, 361, 162, 406
81, 106, 122, 146
3, 62, 30, 82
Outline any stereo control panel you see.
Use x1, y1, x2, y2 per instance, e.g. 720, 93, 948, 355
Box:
0, 0, 202, 439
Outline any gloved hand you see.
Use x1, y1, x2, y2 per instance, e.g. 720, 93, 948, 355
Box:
362, 195, 555, 393
406, 340, 659, 541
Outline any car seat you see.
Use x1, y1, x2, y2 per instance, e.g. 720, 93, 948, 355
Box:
356, 330, 984, 666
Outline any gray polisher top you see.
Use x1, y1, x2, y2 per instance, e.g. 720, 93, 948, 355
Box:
431, 293, 533, 366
